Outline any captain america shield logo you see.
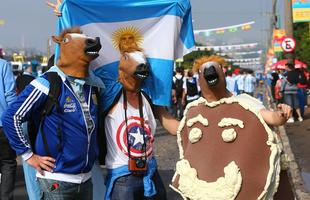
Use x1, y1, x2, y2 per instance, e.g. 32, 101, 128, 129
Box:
116, 116, 154, 158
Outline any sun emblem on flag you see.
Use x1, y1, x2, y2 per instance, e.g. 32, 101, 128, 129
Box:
111, 26, 143, 53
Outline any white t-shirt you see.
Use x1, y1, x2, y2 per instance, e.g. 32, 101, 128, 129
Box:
234, 93, 265, 111
104, 94, 157, 169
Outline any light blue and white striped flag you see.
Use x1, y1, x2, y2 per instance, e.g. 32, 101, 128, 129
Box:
56, 0, 195, 106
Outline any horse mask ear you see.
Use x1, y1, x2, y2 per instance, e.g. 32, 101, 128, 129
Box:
52, 35, 62, 44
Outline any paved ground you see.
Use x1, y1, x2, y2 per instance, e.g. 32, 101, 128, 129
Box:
285, 106, 310, 193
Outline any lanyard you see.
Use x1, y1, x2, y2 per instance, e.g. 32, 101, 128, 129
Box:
123, 89, 147, 160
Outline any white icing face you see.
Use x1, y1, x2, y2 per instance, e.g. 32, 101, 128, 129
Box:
173, 96, 282, 200
222, 128, 237, 143
218, 118, 244, 143
188, 128, 203, 144
176, 159, 242, 200
187, 114, 209, 127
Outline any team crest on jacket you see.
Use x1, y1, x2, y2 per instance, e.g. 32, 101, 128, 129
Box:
64, 96, 77, 113
116, 116, 154, 158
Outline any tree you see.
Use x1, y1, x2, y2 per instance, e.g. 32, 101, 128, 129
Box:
293, 22, 310, 71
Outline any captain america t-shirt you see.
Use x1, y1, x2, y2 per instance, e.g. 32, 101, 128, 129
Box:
104, 94, 156, 169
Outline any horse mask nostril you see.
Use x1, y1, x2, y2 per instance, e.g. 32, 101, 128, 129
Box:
134, 63, 150, 80
204, 65, 219, 86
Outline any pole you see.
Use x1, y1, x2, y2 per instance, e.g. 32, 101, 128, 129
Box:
284, 0, 294, 64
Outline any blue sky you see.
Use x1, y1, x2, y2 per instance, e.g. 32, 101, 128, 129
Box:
0, 0, 276, 53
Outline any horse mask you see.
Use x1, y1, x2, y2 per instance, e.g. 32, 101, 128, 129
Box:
116, 32, 150, 92
52, 27, 101, 74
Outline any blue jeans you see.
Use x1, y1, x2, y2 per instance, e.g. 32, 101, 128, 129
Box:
37, 178, 93, 200
111, 170, 166, 200
22, 160, 41, 200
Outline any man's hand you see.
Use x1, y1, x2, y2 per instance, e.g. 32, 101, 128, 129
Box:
27, 154, 56, 175
46, 0, 62, 16
277, 103, 292, 120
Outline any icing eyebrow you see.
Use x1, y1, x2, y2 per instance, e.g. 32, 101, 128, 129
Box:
218, 118, 244, 128
187, 114, 209, 127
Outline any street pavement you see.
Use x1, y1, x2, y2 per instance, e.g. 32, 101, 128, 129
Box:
285, 106, 310, 193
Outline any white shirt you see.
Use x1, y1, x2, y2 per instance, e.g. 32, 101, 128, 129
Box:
105, 94, 157, 169
225, 76, 236, 95
244, 74, 256, 93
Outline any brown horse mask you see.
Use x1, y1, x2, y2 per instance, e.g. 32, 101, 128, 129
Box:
118, 51, 150, 92
197, 61, 230, 101
52, 27, 102, 77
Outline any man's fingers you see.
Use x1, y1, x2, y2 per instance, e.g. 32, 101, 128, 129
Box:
42, 156, 56, 162
39, 163, 53, 173
36, 166, 44, 176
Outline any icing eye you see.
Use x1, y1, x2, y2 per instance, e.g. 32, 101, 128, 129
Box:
188, 128, 203, 144
221, 128, 237, 143
63, 37, 70, 43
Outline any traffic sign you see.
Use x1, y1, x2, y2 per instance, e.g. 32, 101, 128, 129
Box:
281, 37, 296, 53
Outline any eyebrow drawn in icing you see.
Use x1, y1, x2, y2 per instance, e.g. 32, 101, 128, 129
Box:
218, 118, 244, 129
186, 114, 209, 127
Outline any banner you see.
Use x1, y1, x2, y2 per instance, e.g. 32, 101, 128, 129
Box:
273, 29, 286, 53
194, 21, 255, 37
225, 58, 261, 62
56, 0, 195, 106
196, 43, 258, 52
292, 0, 310, 22
217, 50, 263, 56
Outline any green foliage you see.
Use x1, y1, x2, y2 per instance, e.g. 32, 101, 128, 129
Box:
181, 49, 213, 69
293, 22, 310, 71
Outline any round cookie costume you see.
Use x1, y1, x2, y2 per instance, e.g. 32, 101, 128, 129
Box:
171, 58, 283, 200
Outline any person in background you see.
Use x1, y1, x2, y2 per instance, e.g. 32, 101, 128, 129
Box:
182, 69, 200, 106
225, 71, 237, 95
256, 80, 265, 103
244, 69, 256, 96
236, 69, 245, 94
0, 55, 17, 200
296, 67, 308, 117
172, 67, 185, 120
270, 71, 279, 102
282, 63, 303, 122
15, 62, 40, 199
275, 73, 284, 105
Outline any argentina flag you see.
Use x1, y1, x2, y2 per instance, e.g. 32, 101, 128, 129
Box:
56, 0, 195, 106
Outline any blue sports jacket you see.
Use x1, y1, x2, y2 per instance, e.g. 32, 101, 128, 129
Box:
2, 66, 104, 175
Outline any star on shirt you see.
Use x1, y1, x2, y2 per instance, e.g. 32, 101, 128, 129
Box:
131, 127, 146, 148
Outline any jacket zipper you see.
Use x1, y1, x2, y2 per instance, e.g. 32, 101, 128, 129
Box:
64, 82, 94, 173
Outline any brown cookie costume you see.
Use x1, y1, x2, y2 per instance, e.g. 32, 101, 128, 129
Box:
170, 56, 284, 200
171, 96, 282, 199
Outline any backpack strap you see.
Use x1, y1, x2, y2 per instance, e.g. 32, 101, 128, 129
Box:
39, 72, 62, 156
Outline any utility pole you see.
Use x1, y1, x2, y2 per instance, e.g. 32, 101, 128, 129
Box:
284, 0, 294, 64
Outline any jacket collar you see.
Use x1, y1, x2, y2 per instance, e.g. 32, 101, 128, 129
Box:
47, 66, 105, 89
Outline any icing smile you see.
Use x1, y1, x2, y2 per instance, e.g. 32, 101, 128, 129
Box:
175, 159, 242, 200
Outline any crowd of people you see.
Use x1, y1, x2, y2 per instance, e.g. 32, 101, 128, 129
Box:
269, 63, 309, 123
169, 66, 266, 121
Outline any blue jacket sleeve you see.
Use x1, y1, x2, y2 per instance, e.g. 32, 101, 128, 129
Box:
2, 61, 16, 105
1, 77, 50, 156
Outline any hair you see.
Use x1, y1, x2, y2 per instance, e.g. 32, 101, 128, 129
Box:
192, 55, 226, 73
285, 62, 295, 70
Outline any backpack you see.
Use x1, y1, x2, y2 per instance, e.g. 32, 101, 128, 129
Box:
28, 72, 104, 157
174, 76, 184, 98
186, 77, 198, 97
298, 71, 307, 85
